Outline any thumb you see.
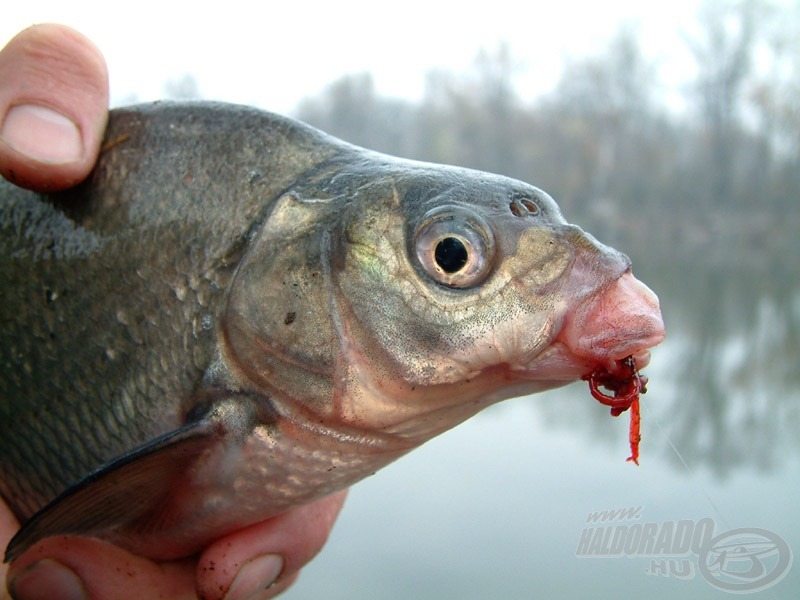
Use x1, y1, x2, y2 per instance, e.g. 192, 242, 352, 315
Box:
0, 24, 109, 192
0, 499, 20, 600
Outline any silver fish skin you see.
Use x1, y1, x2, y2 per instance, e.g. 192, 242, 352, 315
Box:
0, 101, 665, 561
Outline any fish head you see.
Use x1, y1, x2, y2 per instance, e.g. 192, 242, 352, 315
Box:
224, 157, 665, 443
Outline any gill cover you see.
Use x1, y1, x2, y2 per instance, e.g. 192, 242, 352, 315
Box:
223, 190, 342, 407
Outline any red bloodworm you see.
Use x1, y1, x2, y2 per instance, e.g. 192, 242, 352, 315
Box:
626, 397, 641, 465
582, 356, 644, 465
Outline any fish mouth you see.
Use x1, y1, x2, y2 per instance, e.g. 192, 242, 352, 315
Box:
560, 270, 665, 371
515, 271, 665, 388
607, 349, 652, 374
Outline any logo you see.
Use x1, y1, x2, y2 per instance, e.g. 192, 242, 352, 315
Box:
699, 528, 793, 593
576, 507, 792, 594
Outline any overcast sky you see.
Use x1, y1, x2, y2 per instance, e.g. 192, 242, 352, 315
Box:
3, 0, 701, 113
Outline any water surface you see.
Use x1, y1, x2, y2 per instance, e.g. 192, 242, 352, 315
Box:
286, 259, 800, 598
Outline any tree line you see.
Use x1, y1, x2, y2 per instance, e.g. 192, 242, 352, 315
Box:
294, 0, 799, 271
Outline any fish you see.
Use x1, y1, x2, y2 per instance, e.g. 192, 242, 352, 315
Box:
0, 101, 665, 562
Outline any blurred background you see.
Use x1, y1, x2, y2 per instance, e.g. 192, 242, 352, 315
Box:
4, 1, 799, 597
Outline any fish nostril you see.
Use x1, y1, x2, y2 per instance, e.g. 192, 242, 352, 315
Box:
509, 197, 540, 218
509, 201, 526, 217
520, 198, 539, 215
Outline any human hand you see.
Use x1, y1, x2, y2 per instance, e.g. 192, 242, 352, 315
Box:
0, 24, 348, 599
1, 490, 347, 600
0, 23, 108, 191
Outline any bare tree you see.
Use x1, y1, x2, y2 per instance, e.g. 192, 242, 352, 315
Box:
684, 0, 760, 203
541, 24, 665, 237
295, 73, 414, 157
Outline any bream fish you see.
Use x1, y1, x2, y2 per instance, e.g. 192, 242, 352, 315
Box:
0, 101, 665, 561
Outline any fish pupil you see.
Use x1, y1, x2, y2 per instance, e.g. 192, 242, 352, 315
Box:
435, 237, 468, 273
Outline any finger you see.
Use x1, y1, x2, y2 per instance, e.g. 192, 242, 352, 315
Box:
6, 537, 196, 600
196, 490, 348, 600
0, 501, 20, 600
0, 24, 109, 192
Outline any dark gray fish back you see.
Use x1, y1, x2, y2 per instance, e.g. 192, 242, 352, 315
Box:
0, 102, 341, 519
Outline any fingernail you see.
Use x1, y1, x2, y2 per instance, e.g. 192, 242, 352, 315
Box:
1, 104, 83, 164
9, 558, 87, 600
225, 554, 284, 600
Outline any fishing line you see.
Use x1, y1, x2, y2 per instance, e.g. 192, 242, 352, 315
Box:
642, 406, 793, 597
642, 400, 732, 531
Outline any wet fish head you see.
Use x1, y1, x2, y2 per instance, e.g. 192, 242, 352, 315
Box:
223, 157, 665, 444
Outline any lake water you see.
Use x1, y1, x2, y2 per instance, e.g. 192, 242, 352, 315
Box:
285, 259, 800, 598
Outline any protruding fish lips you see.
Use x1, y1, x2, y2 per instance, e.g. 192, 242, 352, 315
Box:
518, 270, 665, 386
560, 271, 666, 374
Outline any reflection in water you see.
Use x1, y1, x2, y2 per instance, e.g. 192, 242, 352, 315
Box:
285, 244, 800, 600
658, 263, 800, 477
538, 260, 800, 478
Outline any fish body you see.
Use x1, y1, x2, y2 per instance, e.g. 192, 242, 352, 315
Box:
0, 101, 665, 560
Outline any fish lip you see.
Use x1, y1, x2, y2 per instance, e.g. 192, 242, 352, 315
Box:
626, 349, 652, 372
513, 338, 659, 387
554, 270, 666, 376
576, 329, 665, 364
512, 341, 593, 383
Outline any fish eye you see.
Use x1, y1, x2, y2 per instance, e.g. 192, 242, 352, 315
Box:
435, 237, 469, 273
414, 206, 495, 288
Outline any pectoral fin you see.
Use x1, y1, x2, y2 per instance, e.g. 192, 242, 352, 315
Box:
4, 418, 218, 562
